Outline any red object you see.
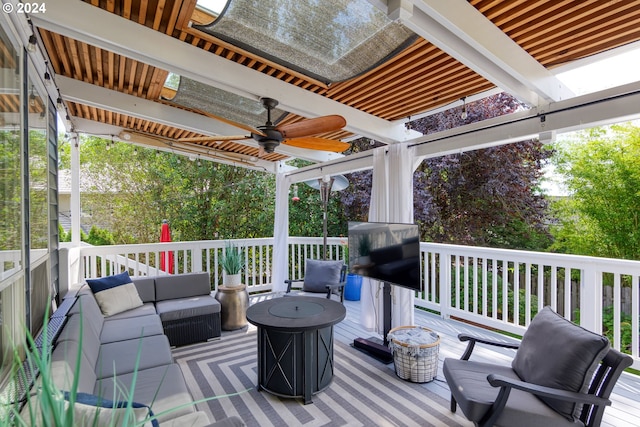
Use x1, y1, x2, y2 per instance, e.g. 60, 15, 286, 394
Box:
160, 220, 174, 274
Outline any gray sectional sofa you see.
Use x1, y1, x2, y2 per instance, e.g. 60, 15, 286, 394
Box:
44, 272, 241, 426
129, 272, 222, 346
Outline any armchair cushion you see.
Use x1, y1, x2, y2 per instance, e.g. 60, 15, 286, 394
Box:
302, 259, 344, 293
511, 306, 610, 420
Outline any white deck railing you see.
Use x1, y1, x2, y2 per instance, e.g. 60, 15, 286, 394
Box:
74, 238, 639, 367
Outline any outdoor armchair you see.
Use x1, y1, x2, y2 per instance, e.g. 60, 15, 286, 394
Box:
443, 306, 633, 427
284, 259, 347, 302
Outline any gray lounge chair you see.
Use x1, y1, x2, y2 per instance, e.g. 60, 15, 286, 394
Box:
284, 259, 347, 302
443, 306, 633, 427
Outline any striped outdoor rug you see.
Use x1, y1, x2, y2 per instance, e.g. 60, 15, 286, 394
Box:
172, 328, 472, 427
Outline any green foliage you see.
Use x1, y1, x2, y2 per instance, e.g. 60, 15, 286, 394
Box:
452, 266, 538, 325
58, 224, 71, 242
70, 135, 276, 244
574, 305, 633, 353
288, 180, 347, 238
221, 241, 245, 274
85, 226, 116, 246
551, 124, 640, 260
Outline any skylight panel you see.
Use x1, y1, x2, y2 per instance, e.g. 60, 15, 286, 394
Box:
194, 0, 416, 83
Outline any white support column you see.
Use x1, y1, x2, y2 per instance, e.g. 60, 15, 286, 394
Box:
70, 132, 81, 245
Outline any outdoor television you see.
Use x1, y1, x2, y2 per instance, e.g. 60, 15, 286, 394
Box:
347, 221, 422, 292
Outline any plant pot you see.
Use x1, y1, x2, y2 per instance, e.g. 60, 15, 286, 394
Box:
215, 284, 249, 330
223, 272, 242, 287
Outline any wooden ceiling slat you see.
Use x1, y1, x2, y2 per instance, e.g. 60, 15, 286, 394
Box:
328, 40, 437, 103
107, 50, 114, 89
175, 0, 198, 31
117, 56, 126, 92
95, 46, 105, 86
512, 2, 635, 49
127, 60, 138, 94
340, 55, 461, 110
153, 0, 166, 31
38, 31, 61, 73
122, 0, 132, 20
81, 43, 93, 83
380, 81, 495, 120
51, 33, 73, 77
137, 63, 150, 97
67, 39, 84, 81
526, 15, 640, 62
165, 0, 182, 35
330, 49, 451, 106
138, 0, 148, 25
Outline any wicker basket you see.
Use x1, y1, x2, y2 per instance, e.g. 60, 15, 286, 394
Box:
387, 326, 440, 383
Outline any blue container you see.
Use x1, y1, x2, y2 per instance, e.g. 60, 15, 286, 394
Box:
344, 273, 363, 301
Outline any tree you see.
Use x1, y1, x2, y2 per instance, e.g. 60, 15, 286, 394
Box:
64, 136, 277, 243
339, 93, 554, 250
550, 124, 640, 260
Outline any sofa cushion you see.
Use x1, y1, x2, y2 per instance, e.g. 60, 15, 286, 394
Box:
50, 339, 98, 394
68, 290, 105, 338
154, 272, 211, 301
96, 335, 173, 379
102, 302, 157, 320
63, 392, 159, 427
100, 314, 164, 343
302, 259, 343, 293
86, 272, 144, 317
94, 364, 196, 423
511, 306, 610, 420
131, 276, 156, 302
56, 314, 102, 369
155, 296, 220, 322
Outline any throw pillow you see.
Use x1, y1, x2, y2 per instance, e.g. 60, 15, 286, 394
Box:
64, 391, 159, 427
86, 271, 143, 317
302, 259, 343, 293
511, 306, 610, 420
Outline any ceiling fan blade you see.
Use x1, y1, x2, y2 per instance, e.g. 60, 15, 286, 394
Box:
178, 134, 251, 143
282, 137, 351, 152
276, 115, 346, 139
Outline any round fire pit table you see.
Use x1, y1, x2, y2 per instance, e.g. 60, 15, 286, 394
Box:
246, 297, 346, 404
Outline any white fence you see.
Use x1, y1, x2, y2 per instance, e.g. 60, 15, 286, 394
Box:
417, 243, 640, 365
74, 238, 640, 367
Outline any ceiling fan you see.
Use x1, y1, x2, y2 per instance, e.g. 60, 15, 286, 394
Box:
178, 98, 350, 155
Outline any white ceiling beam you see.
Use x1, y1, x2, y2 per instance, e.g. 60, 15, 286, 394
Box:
31, 0, 414, 143
412, 81, 640, 160
58, 76, 343, 164
57, 76, 246, 136
70, 117, 280, 173
288, 81, 640, 180
386, 0, 574, 106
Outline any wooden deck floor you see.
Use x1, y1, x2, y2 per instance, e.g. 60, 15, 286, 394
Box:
247, 294, 640, 427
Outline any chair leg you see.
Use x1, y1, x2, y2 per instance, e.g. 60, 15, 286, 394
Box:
450, 395, 457, 412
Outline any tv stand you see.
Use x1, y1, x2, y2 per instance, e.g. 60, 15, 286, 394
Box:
352, 282, 394, 364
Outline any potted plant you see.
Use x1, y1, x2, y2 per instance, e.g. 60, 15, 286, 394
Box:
220, 241, 245, 288
217, 242, 249, 330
